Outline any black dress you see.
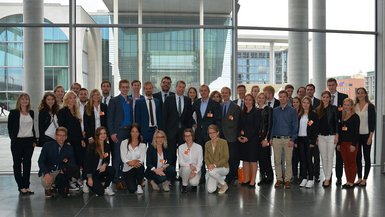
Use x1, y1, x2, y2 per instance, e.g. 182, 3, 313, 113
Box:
238, 107, 262, 162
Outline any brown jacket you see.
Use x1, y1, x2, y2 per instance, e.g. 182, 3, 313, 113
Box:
204, 138, 229, 168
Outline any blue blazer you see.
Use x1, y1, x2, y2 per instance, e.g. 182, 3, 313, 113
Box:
146, 145, 174, 170
135, 97, 162, 143
38, 141, 76, 177
107, 95, 133, 136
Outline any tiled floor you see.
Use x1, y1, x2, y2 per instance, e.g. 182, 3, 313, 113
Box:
0, 167, 384, 217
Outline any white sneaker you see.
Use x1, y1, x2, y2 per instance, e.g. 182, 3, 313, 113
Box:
218, 182, 228, 194
82, 180, 89, 193
104, 187, 115, 196
136, 185, 144, 194
299, 179, 308, 187
305, 180, 314, 188
69, 182, 79, 191
76, 179, 83, 188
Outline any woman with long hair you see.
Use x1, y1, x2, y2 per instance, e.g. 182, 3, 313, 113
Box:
187, 87, 198, 103
84, 89, 108, 144
238, 94, 262, 188
8, 93, 36, 195
38, 92, 60, 147
256, 92, 274, 185
145, 130, 176, 191
297, 97, 319, 188
316, 91, 339, 188
354, 87, 376, 187
205, 124, 229, 194
338, 98, 360, 189
291, 96, 302, 180
210, 90, 223, 104
57, 91, 85, 168
84, 126, 115, 196
54, 85, 65, 107
120, 124, 146, 194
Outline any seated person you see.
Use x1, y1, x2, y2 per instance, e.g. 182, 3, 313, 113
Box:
145, 130, 176, 192
120, 124, 146, 194
38, 127, 78, 198
205, 124, 229, 194
178, 128, 203, 193
84, 127, 115, 196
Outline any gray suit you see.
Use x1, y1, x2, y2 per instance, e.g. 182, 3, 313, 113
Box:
221, 101, 241, 183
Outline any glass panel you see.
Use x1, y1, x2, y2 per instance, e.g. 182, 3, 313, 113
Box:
53, 67, 69, 90
0, 92, 22, 110
142, 28, 199, 92
45, 43, 69, 66
44, 67, 54, 91
0, 68, 5, 91
5, 67, 23, 91
119, 28, 138, 80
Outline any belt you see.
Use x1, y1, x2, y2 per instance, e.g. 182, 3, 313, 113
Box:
272, 136, 291, 139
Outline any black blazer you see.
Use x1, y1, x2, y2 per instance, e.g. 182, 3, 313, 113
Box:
84, 142, 112, 177
38, 108, 57, 145
298, 111, 319, 145
146, 145, 174, 169
317, 105, 339, 135
153, 91, 175, 111
259, 106, 273, 140
192, 98, 221, 144
83, 103, 108, 140
312, 97, 321, 109
38, 141, 76, 177
367, 103, 376, 133
238, 107, 261, 142
57, 107, 83, 144
162, 95, 193, 134
8, 109, 36, 141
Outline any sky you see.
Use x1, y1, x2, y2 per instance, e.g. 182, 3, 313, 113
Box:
1, 0, 376, 78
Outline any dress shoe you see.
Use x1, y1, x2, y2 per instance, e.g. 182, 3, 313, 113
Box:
257, 180, 265, 186
181, 186, 188, 193
274, 180, 282, 188
336, 179, 342, 186
241, 181, 250, 186
342, 183, 354, 189
248, 184, 256, 189
191, 186, 197, 192
284, 181, 291, 189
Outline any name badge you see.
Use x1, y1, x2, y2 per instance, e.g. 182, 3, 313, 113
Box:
159, 159, 165, 164
207, 112, 213, 118
99, 111, 105, 116
338, 107, 343, 112
342, 126, 348, 131
228, 115, 234, 121
184, 149, 190, 155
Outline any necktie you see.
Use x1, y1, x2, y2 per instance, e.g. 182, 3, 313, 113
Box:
103, 97, 107, 104
148, 98, 155, 126
268, 101, 272, 107
223, 104, 227, 118
331, 94, 335, 105
164, 93, 168, 102
178, 96, 182, 116
240, 100, 244, 110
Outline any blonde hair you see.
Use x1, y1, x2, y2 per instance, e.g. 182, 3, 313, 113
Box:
151, 129, 168, 149
15, 93, 31, 111
63, 91, 80, 119
342, 98, 355, 120
85, 89, 101, 116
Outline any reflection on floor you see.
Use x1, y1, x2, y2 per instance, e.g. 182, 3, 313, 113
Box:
0, 167, 384, 217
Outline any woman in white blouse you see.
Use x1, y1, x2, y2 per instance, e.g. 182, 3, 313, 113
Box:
178, 128, 203, 193
120, 124, 146, 194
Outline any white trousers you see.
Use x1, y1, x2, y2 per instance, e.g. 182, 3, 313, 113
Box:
318, 135, 336, 180
206, 167, 229, 193
179, 166, 201, 187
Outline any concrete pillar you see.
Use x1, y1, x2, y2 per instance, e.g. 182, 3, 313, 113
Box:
288, 0, 308, 88
269, 42, 275, 83
113, 0, 120, 95
312, 0, 326, 96
138, 0, 143, 83
23, 0, 44, 110
200, 0, 204, 85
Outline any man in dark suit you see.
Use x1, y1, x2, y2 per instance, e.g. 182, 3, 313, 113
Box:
135, 81, 162, 145
285, 84, 295, 106
38, 127, 77, 198
327, 78, 348, 186
221, 87, 241, 185
233, 84, 246, 110
305, 83, 321, 182
163, 80, 194, 166
153, 76, 175, 111
107, 79, 133, 183
193, 84, 221, 182
297, 86, 306, 99
129, 80, 144, 122
263, 85, 280, 108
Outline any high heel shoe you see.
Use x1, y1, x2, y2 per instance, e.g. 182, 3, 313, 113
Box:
241, 181, 250, 186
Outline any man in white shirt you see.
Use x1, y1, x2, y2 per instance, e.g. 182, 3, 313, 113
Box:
101, 80, 113, 105
78, 88, 88, 133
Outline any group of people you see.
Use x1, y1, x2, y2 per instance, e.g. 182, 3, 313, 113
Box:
7, 76, 375, 198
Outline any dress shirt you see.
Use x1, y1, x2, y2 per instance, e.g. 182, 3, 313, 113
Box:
200, 99, 209, 118
161, 91, 170, 103
102, 95, 112, 105
178, 142, 203, 173
79, 102, 87, 131
93, 104, 101, 129
120, 141, 146, 172
176, 94, 185, 115
267, 99, 274, 108
271, 104, 298, 141
18, 113, 34, 137
45, 114, 58, 139
145, 96, 158, 127
331, 92, 338, 106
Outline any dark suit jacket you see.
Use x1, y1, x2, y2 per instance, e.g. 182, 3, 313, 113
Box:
153, 91, 175, 111
135, 97, 162, 143
107, 95, 133, 136
57, 107, 83, 144
336, 92, 349, 107
38, 108, 58, 146
233, 99, 244, 109
83, 103, 108, 140
193, 98, 221, 144
312, 97, 321, 109
8, 109, 36, 141
146, 145, 174, 169
298, 111, 319, 145
84, 142, 112, 177
259, 106, 273, 140
162, 95, 193, 141
221, 101, 241, 143
267, 98, 280, 108
38, 141, 76, 176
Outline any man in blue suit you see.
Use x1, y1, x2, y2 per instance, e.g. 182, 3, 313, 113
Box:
108, 79, 133, 183
135, 81, 162, 145
38, 127, 77, 198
